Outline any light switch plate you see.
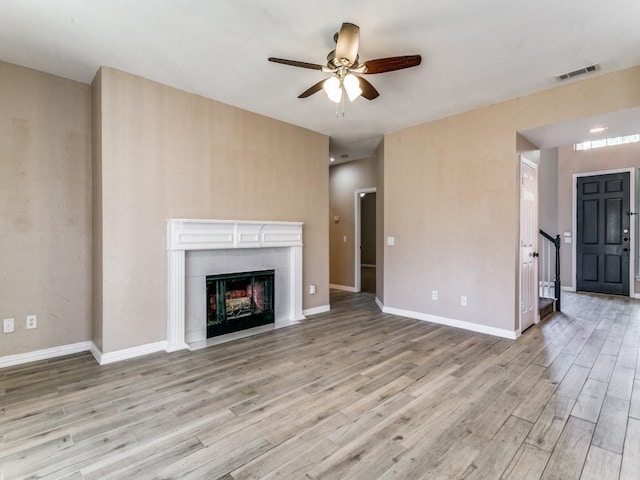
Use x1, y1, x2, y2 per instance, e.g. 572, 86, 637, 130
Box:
3, 318, 15, 333
387, 236, 395, 246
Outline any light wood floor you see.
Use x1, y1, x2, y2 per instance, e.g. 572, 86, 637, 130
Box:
1, 290, 639, 479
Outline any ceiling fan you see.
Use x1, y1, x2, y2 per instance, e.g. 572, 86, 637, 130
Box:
268, 22, 421, 104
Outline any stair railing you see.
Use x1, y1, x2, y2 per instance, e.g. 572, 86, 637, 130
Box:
539, 229, 561, 311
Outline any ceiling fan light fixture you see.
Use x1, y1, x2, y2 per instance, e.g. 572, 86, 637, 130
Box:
323, 76, 342, 103
343, 73, 362, 101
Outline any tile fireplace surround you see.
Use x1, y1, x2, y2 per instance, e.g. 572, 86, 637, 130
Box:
166, 219, 305, 352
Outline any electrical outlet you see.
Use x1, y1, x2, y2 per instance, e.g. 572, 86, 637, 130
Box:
26, 314, 37, 329
461, 296, 468, 307
309, 284, 316, 295
3, 318, 15, 333
432, 290, 438, 300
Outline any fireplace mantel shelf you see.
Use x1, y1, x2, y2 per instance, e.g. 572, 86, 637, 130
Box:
166, 219, 304, 352
167, 219, 303, 251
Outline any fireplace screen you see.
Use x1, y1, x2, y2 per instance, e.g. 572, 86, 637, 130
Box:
206, 270, 275, 337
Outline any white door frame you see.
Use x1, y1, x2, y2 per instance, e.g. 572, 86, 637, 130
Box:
519, 152, 540, 334
354, 187, 376, 293
571, 167, 636, 296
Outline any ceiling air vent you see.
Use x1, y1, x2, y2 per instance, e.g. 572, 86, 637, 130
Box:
555, 63, 600, 81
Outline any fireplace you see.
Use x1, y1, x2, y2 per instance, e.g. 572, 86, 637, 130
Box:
166, 219, 305, 352
206, 270, 274, 337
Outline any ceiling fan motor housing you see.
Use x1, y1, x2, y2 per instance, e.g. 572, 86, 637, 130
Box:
327, 50, 359, 69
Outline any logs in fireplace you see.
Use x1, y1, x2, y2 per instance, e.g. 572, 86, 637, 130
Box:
206, 270, 275, 337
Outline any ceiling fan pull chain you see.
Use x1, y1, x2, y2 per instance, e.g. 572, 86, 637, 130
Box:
334, 88, 342, 118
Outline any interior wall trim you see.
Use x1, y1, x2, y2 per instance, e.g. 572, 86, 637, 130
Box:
382, 306, 518, 340
92, 341, 169, 366
329, 284, 357, 292
375, 297, 384, 311
302, 305, 330, 316
0, 341, 92, 369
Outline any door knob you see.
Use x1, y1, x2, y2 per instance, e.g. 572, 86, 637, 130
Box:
532, 252, 539, 258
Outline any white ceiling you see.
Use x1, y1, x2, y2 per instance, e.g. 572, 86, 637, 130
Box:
1, 0, 639, 161
521, 107, 640, 149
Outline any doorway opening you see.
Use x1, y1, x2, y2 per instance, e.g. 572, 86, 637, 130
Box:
355, 187, 376, 293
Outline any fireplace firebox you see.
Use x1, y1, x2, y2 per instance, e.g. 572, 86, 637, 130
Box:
206, 270, 275, 337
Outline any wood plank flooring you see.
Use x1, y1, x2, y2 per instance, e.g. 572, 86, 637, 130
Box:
1, 290, 639, 479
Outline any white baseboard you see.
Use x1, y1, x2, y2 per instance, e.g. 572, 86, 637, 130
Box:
303, 304, 330, 316
89, 342, 103, 364
375, 297, 384, 311
92, 341, 168, 366
189, 324, 277, 351
0, 341, 93, 369
382, 306, 518, 340
329, 284, 357, 293
633, 293, 640, 300
275, 317, 302, 329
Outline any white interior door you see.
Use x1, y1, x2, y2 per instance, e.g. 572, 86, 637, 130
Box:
520, 155, 539, 332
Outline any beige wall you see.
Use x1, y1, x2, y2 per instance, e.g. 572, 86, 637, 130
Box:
0, 61, 92, 356
329, 157, 377, 288
517, 133, 538, 153
384, 65, 640, 332
91, 68, 103, 351
376, 140, 385, 302
539, 148, 559, 235
557, 141, 640, 291
96, 67, 329, 353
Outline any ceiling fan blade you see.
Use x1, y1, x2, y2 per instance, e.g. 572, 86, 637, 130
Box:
363, 55, 422, 74
298, 79, 326, 98
268, 57, 324, 71
358, 77, 379, 100
335, 23, 359, 66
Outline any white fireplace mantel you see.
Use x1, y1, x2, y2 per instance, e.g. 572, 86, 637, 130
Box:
166, 219, 304, 352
